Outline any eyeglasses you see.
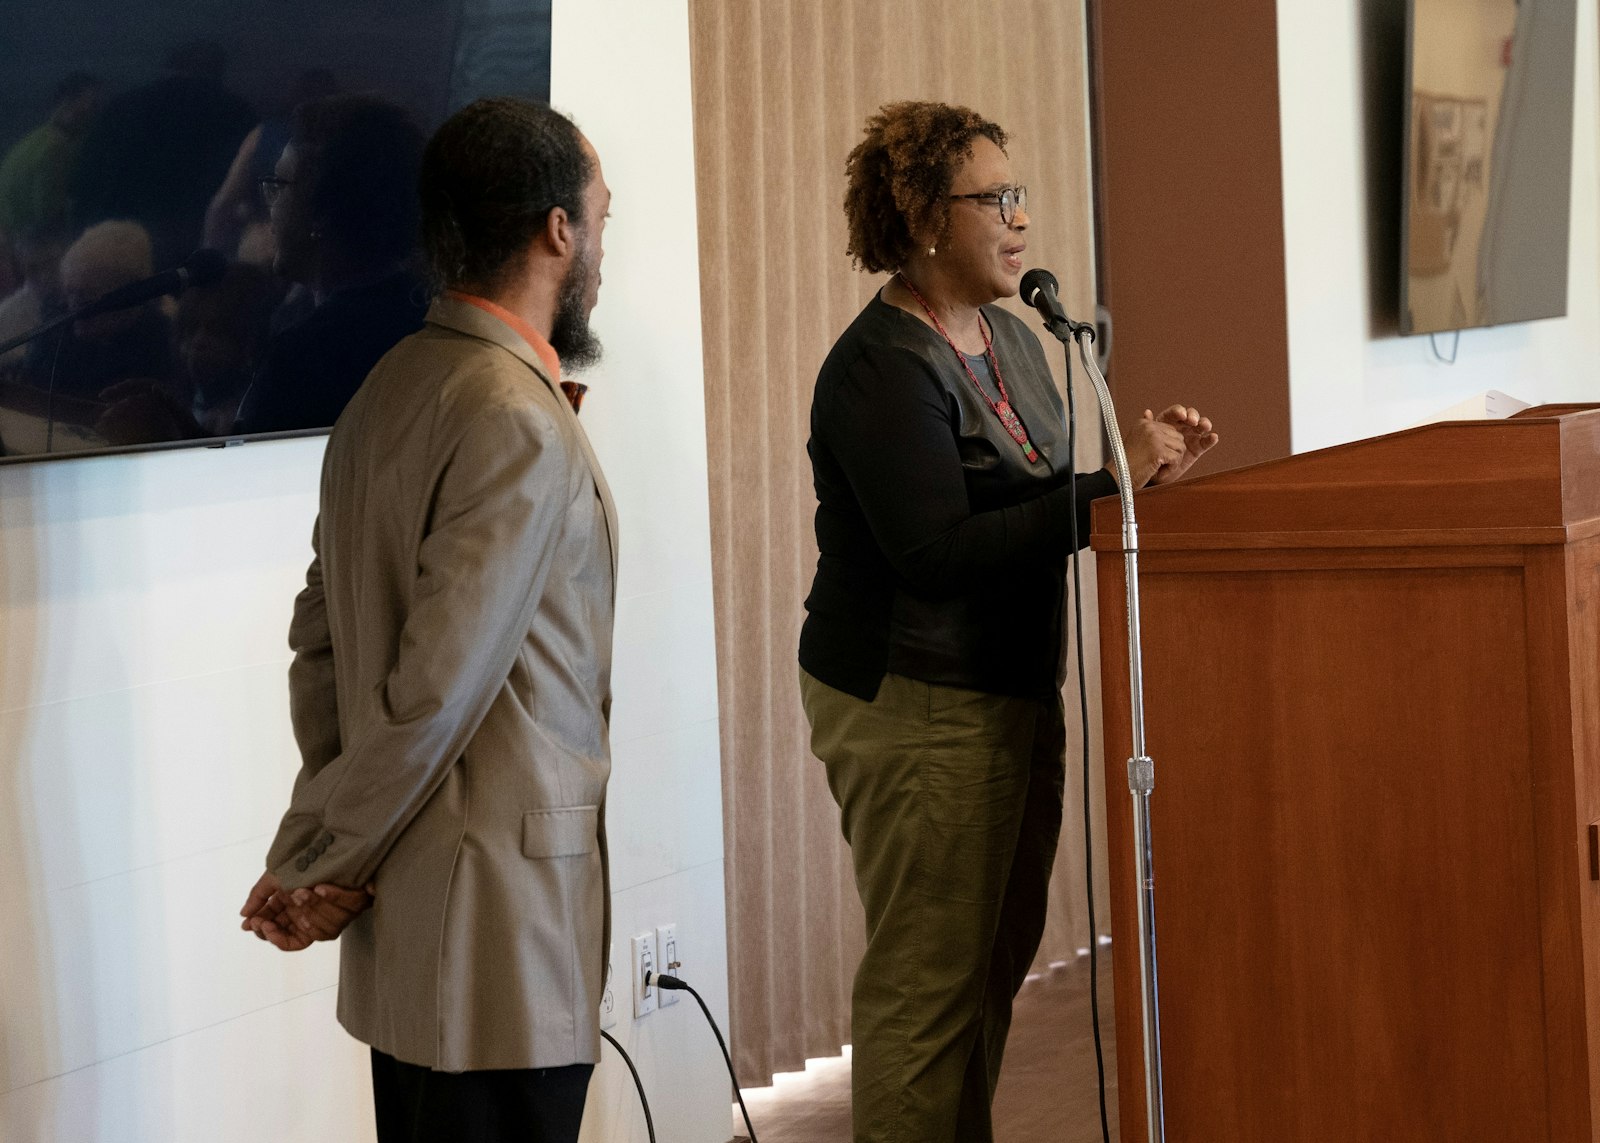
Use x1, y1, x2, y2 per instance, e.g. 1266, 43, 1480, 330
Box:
950, 185, 1028, 226
258, 176, 293, 206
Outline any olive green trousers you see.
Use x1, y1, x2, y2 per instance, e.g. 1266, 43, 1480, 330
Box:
800, 669, 1067, 1143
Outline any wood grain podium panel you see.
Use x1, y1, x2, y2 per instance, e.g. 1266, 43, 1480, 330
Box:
1094, 407, 1600, 1141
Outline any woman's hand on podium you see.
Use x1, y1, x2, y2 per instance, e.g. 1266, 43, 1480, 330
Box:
1145, 404, 1218, 485
1116, 404, 1218, 488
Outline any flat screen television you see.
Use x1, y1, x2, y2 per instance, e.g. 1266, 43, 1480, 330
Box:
0, 0, 551, 464
1401, 0, 1578, 336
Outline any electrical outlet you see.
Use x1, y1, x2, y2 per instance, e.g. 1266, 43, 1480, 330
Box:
631, 931, 657, 1018
600, 952, 619, 1030
654, 923, 680, 1007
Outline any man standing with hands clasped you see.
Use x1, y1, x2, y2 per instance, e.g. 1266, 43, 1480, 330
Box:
238, 98, 616, 1143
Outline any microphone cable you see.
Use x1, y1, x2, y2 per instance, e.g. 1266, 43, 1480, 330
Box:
600, 1029, 657, 1143
43, 317, 68, 456
650, 972, 759, 1143
1062, 337, 1114, 1143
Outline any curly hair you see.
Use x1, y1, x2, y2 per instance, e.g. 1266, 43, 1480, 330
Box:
418, 98, 593, 293
843, 101, 1008, 274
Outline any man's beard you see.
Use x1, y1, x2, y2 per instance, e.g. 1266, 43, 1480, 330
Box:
549, 238, 602, 372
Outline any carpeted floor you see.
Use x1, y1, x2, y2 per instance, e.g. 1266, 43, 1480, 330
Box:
731, 945, 1121, 1142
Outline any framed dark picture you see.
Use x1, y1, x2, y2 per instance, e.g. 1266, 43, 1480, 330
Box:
0, 0, 552, 463
1400, 0, 1578, 335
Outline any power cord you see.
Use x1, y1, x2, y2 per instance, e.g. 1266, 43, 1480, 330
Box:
600, 1029, 657, 1143
1062, 342, 1114, 1143
649, 972, 759, 1143
1429, 329, 1461, 364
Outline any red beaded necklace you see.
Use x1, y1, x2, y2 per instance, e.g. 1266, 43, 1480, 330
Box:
896, 273, 1039, 464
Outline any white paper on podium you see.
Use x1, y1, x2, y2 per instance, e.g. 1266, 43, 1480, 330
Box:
1416, 389, 1532, 425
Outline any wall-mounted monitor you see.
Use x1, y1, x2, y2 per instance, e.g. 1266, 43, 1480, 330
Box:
1401, 0, 1578, 336
0, 0, 551, 464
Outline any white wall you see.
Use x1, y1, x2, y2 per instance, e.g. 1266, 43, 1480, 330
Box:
1278, 0, 1600, 452
554, 1, 732, 1140
0, 0, 729, 1140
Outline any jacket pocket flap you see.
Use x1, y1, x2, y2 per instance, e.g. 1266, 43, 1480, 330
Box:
522, 806, 599, 858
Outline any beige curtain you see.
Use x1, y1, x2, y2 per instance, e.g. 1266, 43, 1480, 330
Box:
690, 0, 1111, 1085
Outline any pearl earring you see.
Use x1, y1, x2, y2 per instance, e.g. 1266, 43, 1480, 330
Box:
928, 246, 936, 257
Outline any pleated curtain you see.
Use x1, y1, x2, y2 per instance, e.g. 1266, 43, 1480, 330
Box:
689, 0, 1111, 1085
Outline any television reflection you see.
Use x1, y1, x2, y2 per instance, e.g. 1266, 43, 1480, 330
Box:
1403, 0, 1577, 335
0, 2, 551, 461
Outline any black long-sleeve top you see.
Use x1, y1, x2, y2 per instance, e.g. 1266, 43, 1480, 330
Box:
799, 293, 1118, 701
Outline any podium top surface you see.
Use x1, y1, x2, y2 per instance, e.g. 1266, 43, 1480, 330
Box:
1089, 404, 1600, 551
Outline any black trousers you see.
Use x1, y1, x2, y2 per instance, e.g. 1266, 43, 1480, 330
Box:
370, 1049, 593, 1143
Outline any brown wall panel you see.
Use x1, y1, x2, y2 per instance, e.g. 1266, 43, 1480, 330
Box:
1091, 0, 1292, 471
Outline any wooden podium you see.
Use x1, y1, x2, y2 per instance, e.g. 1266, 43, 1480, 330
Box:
1091, 406, 1600, 1141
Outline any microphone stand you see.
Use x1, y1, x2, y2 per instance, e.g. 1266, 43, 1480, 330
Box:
1040, 310, 1167, 1143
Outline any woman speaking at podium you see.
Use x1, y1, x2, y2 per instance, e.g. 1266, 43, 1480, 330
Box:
797, 100, 1217, 1143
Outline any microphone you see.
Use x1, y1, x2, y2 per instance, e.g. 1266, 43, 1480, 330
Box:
0, 249, 230, 357
81, 248, 229, 317
1020, 268, 1096, 341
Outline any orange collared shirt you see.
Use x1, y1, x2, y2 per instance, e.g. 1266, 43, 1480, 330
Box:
447, 291, 590, 414
447, 290, 562, 383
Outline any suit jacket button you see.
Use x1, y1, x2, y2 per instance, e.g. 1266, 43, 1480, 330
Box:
295, 855, 310, 872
